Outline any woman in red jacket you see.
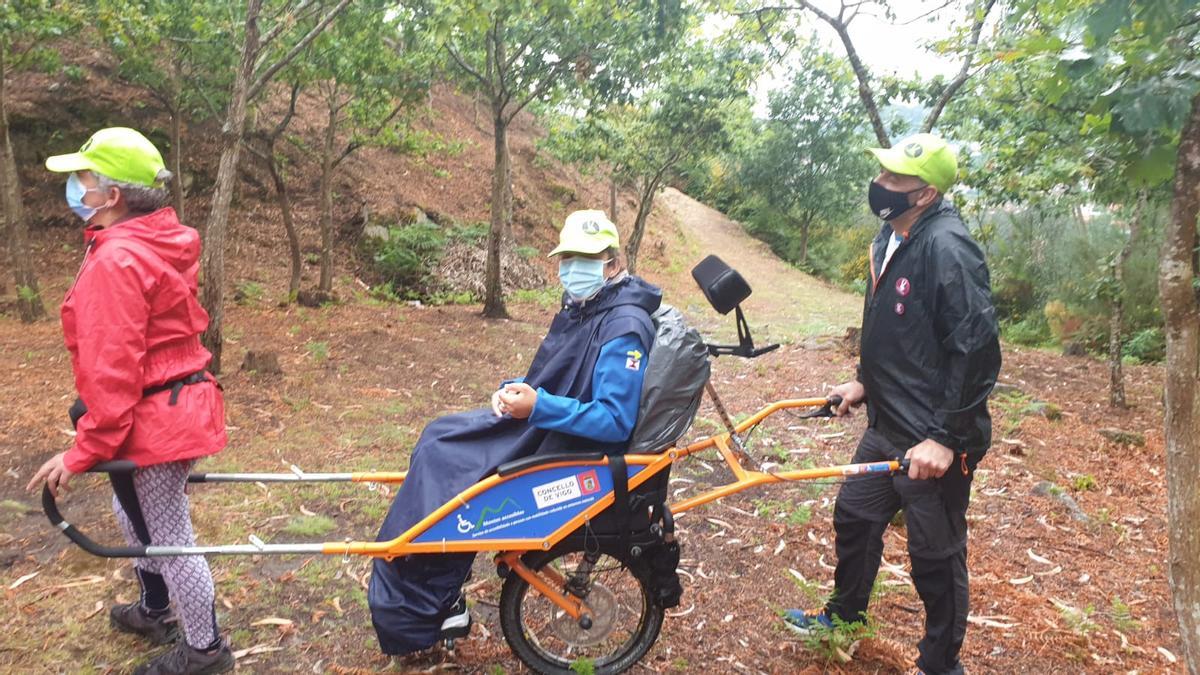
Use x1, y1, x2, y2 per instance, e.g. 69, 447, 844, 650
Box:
28, 128, 232, 675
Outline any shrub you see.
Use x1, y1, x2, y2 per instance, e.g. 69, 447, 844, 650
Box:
367, 221, 447, 291
1001, 315, 1052, 347
1122, 327, 1165, 363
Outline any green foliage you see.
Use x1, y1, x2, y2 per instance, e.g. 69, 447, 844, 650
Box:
304, 340, 329, 362
1109, 596, 1141, 633
686, 39, 877, 285
797, 612, 876, 663
569, 658, 596, 675
15, 285, 40, 304
1001, 315, 1053, 347
1059, 602, 1099, 636
234, 280, 265, 307
1071, 474, 1098, 492
366, 221, 447, 293
1122, 327, 1165, 363
753, 498, 812, 526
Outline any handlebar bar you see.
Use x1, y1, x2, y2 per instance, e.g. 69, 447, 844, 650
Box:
42, 459, 147, 557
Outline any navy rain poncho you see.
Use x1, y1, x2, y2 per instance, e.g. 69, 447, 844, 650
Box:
368, 275, 661, 655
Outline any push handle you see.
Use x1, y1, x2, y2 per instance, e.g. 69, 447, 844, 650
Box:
42, 484, 148, 558
799, 394, 844, 419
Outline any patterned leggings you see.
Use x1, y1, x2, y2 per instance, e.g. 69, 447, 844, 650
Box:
111, 461, 219, 649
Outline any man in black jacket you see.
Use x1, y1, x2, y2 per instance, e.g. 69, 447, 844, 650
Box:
784, 134, 1001, 675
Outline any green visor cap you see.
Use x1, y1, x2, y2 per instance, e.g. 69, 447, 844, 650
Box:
867, 133, 958, 193
548, 209, 621, 257
45, 127, 166, 187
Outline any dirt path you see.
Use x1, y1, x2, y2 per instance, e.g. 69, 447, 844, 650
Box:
657, 187, 861, 340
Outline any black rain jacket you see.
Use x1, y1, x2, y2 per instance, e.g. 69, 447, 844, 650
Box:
857, 199, 1001, 459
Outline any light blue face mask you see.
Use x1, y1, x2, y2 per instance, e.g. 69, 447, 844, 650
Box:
65, 173, 105, 222
558, 257, 609, 300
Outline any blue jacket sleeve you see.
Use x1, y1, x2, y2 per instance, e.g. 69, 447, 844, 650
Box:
528, 333, 647, 443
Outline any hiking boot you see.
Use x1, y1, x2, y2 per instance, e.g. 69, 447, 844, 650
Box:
132, 638, 234, 675
783, 608, 834, 635
110, 602, 180, 645
439, 595, 471, 640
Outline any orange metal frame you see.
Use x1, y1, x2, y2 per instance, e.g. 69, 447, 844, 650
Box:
315, 398, 900, 619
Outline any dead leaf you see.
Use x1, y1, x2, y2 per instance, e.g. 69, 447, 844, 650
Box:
9, 571, 38, 589
232, 644, 284, 659
82, 600, 104, 621
299, 505, 317, 517
1026, 548, 1053, 565
1008, 575, 1034, 585
968, 614, 1018, 629
1158, 647, 1177, 663
251, 617, 293, 627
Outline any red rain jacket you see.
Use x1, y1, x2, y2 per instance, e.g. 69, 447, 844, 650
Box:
61, 208, 226, 473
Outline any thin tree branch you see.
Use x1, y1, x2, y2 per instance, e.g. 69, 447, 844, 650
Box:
791, 0, 891, 146
446, 44, 489, 89
247, 0, 352, 102
922, 0, 998, 132
258, 0, 320, 50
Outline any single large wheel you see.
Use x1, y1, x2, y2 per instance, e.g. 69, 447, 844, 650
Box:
499, 542, 664, 674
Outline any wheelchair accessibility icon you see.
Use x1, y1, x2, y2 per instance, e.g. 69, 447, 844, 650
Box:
456, 513, 475, 534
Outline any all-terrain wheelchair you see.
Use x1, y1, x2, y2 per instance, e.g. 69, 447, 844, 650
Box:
43, 256, 907, 674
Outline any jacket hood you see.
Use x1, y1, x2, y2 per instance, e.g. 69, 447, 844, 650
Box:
567, 274, 662, 319
87, 208, 198, 272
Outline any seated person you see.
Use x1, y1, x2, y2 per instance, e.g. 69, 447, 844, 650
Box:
368, 210, 662, 657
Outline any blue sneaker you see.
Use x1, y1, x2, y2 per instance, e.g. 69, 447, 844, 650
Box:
783, 608, 834, 634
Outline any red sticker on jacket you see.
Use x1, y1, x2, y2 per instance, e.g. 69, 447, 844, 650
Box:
895, 277, 911, 296
894, 302, 906, 316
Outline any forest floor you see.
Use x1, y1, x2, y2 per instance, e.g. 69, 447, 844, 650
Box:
0, 184, 1183, 674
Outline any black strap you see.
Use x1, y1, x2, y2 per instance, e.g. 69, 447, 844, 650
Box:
609, 455, 630, 555
108, 471, 152, 545
142, 371, 210, 406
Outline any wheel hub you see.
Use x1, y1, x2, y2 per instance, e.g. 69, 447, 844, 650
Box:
548, 582, 618, 647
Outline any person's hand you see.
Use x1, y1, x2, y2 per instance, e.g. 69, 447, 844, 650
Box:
26, 452, 75, 498
829, 380, 866, 416
904, 439, 955, 480
491, 388, 507, 417
498, 382, 537, 420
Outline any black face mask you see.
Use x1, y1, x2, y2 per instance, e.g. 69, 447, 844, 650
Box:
868, 181, 925, 221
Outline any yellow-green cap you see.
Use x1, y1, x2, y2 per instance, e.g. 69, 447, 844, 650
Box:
45, 127, 166, 187
868, 133, 958, 193
548, 210, 620, 257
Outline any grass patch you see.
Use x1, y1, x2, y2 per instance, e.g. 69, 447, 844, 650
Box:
282, 515, 337, 537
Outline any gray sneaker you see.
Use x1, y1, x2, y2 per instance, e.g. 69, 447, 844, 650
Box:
133, 638, 234, 675
110, 603, 180, 645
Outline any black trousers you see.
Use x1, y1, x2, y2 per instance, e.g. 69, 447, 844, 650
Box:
827, 428, 973, 675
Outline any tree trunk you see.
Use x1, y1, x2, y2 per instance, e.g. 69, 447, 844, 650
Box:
264, 143, 301, 299
1108, 191, 1146, 408
200, 0, 261, 374
627, 178, 658, 276
482, 107, 510, 318
0, 45, 45, 322
798, 213, 812, 266
169, 103, 185, 223
1160, 90, 1200, 675
318, 97, 337, 294
609, 178, 618, 221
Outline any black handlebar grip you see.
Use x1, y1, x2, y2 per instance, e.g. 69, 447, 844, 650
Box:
899, 458, 911, 474
828, 394, 843, 409
87, 460, 138, 474
42, 484, 148, 558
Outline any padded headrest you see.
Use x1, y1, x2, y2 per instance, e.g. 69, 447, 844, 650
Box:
691, 255, 751, 315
